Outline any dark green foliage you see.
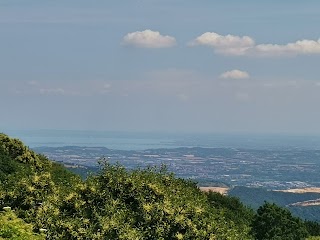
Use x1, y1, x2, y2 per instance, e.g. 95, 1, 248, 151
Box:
305, 220, 320, 237
290, 206, 320, 222
206, 191, 254, 228
0, 147, 20, 181
251, 202, 308, 240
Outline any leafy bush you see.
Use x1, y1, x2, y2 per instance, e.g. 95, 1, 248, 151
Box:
206, 191, 254, 230
0, 134, 46, 169
251, 202, 308, 240
0, 209, 44, 240
305, 220, 320, 237
34, 163, 252, 239
1, 134, 319, 239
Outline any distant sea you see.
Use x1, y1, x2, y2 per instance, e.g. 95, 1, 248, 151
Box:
3, 129, 320, 150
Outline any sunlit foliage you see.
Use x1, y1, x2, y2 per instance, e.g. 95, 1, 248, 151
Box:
0, 209, 44, 240
0, 133, 320, 239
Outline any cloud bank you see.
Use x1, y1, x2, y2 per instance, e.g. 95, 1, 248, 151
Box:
123, 30, 176, 48
190, 32, 254, 56
220, 69, 250, 79
191, 32, 320, 57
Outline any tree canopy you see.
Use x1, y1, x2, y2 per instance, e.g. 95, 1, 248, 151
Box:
251, 202, 308, 240
0, 133, 320, 239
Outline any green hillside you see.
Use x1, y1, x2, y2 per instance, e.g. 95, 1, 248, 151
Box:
229, 186, 320, 222
0, 133, 319, 239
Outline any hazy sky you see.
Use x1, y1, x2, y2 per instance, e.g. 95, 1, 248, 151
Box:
1, 0, 320, 134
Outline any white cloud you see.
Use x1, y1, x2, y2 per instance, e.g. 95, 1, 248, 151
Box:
123, 29, 176, 48
220, 69, 250, 79
191, 32, 320, 57
252, 39, 320, 56
190, 32, 255, 55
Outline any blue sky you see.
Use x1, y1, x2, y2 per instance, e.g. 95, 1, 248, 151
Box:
1, 0, 320, 134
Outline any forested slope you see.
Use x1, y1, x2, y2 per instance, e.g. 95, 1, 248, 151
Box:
0, 133, 319, 239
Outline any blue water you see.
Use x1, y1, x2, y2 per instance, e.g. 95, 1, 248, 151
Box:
3, 129, 320, 150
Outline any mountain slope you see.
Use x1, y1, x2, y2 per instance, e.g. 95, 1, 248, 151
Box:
0, 133, 253, 239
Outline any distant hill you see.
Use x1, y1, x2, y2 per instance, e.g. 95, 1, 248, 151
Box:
229, 186, 320, 221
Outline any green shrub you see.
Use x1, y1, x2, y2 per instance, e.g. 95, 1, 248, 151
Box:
0, 209, 44, 240
251, 202, 308, 240
34, 163, 252, 239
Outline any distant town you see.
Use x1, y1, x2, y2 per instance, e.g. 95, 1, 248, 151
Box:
34, 146, 320, 190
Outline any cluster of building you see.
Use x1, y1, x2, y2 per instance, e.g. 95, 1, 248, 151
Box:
35, 146, 320, 190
